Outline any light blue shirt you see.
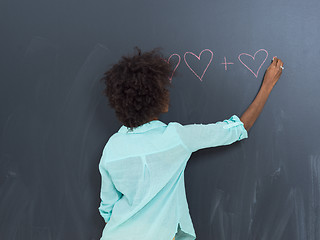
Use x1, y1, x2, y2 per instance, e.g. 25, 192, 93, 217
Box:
98, 115, 248, 240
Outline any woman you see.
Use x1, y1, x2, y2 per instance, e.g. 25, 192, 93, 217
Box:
98, 47, 283, 240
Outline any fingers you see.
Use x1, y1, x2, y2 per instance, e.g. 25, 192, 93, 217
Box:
277, 58, 284, 69
271, 56, 278, 67
272, 56, 284, 67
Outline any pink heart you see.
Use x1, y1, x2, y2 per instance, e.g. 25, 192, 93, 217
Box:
166, 53, 181, 82
238, 49, 268, 78
184, 49, 213, 81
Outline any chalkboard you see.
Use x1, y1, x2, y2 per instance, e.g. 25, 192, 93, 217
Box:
1, 0, 320, 239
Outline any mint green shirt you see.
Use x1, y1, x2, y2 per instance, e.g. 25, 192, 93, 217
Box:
98, 115, 248, 240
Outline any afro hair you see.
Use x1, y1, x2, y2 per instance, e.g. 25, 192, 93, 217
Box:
100, 47, 175, 129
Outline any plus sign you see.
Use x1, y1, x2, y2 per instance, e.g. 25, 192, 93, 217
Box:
221, 57, 234, 71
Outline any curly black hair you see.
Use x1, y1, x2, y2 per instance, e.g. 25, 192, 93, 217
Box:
100, 47, 175, 129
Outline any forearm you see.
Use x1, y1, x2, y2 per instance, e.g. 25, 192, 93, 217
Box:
240, 57, 284, 131
240, 83, 273, 131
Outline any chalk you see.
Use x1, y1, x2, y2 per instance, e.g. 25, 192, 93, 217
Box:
272, 56, 284, 69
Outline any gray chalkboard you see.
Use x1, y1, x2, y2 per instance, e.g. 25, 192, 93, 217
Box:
1, 0, 320, 239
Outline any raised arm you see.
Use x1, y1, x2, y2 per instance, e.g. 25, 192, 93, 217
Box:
240, 57, 284, 131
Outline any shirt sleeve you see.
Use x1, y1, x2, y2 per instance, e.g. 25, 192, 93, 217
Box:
98, 154, 123, 223
174, 115, 248, 152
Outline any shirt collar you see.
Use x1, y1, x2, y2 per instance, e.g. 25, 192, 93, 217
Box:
118, 120, 167, 134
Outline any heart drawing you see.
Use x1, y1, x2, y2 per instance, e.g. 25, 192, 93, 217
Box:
166, 53, 181, 82
184, 49, 213, 81
238, 49, 268, 78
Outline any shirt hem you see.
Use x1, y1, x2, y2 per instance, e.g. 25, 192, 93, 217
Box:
173, 222, 196, 240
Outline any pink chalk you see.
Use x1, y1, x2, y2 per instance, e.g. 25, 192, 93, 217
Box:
183, 49, 214, 81
166, 54, 181, 82
221, 57, 234, 71
238, 49, 268, 78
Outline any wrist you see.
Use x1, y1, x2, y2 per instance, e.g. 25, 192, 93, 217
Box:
261, 81, 274, 92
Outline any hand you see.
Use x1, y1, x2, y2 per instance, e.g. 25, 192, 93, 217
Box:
240, 57, 284, 131
262, 57, 284, 88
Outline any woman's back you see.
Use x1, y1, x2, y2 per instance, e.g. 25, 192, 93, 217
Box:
99, 117, 247, 240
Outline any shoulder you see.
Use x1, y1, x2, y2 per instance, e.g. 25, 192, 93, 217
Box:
166, 121, 184, 130
100, 132, 124, 162
161, 122, 186, 136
